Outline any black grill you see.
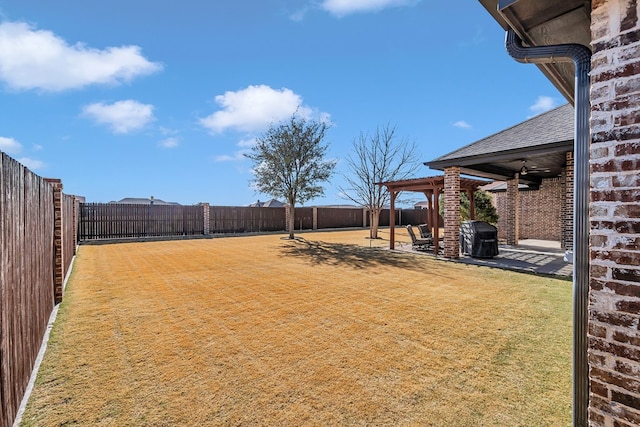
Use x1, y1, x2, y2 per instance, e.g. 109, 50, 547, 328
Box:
460, 221, 499, 258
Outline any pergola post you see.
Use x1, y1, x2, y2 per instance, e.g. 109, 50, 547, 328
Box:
389, 190, 397, 250
424, 192, 433, 231
443, 167, 460, 259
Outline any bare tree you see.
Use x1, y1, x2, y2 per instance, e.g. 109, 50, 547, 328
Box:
340, 124, 421, 239
245, 114, 336, 239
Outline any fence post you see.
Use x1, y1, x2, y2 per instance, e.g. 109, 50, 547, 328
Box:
285, 206, 290, 233
313, 206, 318, 230
45, 178, 64, 304
72, 196, 79, 254
201, 203, 210, 235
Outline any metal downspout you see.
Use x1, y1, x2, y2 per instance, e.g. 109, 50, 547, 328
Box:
505, 30, 591, 427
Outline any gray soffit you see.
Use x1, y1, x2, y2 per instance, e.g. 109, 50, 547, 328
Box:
479, 0, 592, 105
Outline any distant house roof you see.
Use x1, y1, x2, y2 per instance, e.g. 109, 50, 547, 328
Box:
481, 181, 529, 192
425, 104, 573, 185
414, 201, 429, 209
248, 199, 285, 208
110, 197, 180, 205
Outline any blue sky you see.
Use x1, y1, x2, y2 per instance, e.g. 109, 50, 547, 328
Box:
0, 0, 563, 206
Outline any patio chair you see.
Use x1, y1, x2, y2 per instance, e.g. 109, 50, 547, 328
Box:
406, 225, 433, 251
417, 224, 433, 240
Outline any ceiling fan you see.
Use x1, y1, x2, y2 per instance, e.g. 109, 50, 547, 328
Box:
520, 160, 550, 176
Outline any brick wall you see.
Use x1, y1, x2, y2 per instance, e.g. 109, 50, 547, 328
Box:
589, 1, 640, 426
506, 175, 520, 245
493, 176, 565, 242
522, 177, 564, 240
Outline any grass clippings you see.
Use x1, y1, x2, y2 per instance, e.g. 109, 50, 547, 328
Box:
21, 229, 572, 426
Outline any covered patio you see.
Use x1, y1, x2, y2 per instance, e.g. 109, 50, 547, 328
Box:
424, 104, 574, 260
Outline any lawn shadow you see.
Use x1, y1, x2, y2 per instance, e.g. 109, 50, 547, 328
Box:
279, 237, 430, 272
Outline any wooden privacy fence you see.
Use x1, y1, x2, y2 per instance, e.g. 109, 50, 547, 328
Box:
79, 203, 204, 240
78, 204, 432, 241
209, 206, 286, 233
398, 208, 431, 227
316, 207, 364, 229
1, 153, 79, 427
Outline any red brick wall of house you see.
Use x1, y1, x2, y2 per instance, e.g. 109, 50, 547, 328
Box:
520, 177, 564, 241
589, 0, 640, 425
491, 176, 564, 242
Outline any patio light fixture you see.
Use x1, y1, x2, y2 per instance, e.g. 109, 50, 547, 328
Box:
520, 160, 528, 176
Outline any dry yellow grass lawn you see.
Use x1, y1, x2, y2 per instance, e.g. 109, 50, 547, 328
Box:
21, 229, 572, 426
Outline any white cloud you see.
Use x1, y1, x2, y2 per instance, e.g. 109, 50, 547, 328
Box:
17, 157, 44, 170
215, 151, 248, 162
159, 137, 179, 148
82, 100, 155, 134
289, 7, 309, 21
529, 96, 557, 115
0, 136, 22, 154
0, 136, 44, 169
160, 127, 178, 136
453, 120, 471, 129
237, 138, 257, 148
215, 139, 256, 162
0, 21, 162, 92
200, 84, 324, 134
320, 0, 418, 17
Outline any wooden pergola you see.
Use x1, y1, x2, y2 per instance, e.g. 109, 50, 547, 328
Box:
379, 176, 488, 253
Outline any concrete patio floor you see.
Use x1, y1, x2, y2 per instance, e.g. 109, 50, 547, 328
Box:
396, 239, 573, 278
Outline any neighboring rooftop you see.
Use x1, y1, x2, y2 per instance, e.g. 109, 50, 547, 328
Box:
110, 197, 180, 206
248, 199, 286, 208
481, 181, 529, 192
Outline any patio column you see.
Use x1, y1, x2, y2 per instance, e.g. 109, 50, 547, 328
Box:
443, 167, 460, 259
506, 173, 520, 246
433, 187, 441, 255
562, 151, 574, 250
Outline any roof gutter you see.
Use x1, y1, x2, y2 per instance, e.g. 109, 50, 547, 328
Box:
505, 29, 591, 427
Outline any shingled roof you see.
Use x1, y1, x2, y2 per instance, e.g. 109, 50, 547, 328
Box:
425, 104, 574, 184
431, 103, 572, 162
